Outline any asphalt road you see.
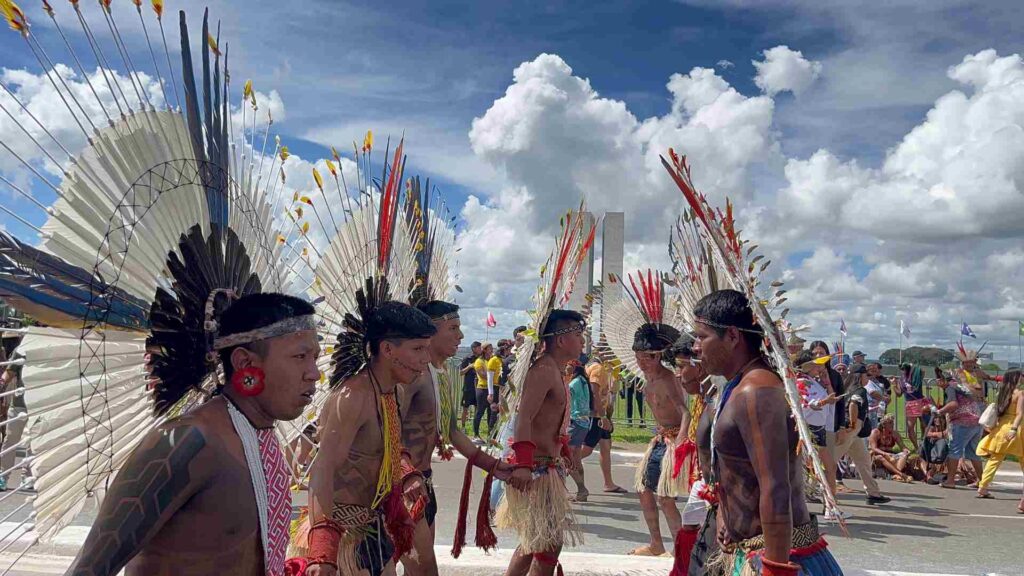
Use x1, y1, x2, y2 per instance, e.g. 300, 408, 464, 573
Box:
0, 451, 1021, 575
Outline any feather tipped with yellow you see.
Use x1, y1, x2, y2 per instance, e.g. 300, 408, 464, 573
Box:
131, 0, 141, 7
331, 146, 340, 163
362, 130, 373, 152
0, 0, 28, 34
312, 167, 324, 191
151, 0, 163, 17
279, 146, 290, 161
326, 159, 338, 177
243, 79, 253, 100
207, 33, 220, 56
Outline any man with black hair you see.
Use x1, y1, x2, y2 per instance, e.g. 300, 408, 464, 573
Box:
497, 309, 586, 576
68, 292, 321, 576
305, 301, 437, 576
630, 322, 689, 557
396, 300, 513, 576
458, 342, 482, 431
692, 289, 842, 576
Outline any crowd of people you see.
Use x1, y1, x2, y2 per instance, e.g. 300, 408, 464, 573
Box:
788, 336, 1023, 517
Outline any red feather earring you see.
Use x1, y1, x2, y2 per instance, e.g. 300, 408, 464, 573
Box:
231, 366, 266, 397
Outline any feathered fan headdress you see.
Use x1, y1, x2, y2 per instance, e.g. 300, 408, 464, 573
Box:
596, 270, 686, 386
0, 4, 343, 547
661, 149, 845, 526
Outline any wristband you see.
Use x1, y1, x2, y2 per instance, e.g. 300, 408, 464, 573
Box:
510, 440, 536, 469
307, 519, 344, 567
760, 557, 800, 576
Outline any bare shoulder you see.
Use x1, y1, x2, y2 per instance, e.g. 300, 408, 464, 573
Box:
324, 374, 374, 420
525, 357, 558, 389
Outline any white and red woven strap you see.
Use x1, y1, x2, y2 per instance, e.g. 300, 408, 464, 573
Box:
258, 428, 292, 575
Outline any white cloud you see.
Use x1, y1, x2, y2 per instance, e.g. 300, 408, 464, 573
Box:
752, 45, 822, 97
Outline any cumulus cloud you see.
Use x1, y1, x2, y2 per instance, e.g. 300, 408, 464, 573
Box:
457, 49, 1024, 357
753, 45, 822, 96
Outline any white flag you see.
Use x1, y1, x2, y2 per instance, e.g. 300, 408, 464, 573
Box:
900, 320, 911, 339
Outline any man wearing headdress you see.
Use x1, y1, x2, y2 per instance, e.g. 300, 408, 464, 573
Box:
497, 309, 586, 576
302, 301, 436, 576
933, 343, 990, 490
692, 289, 842, 576
67, 293, 321, 576
630, 321, 690, 557
396, 300, 513, 575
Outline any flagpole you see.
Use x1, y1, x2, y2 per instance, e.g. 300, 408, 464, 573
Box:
898, 327, 903, 366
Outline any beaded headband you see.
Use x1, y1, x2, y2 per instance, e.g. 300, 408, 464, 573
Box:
694, 317, 764, 335
430, 312, 460, 322
213, 314, 318, 350
542, 322, 585, 337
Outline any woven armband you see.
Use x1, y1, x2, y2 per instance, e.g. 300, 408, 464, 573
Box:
307, 519, 344, 567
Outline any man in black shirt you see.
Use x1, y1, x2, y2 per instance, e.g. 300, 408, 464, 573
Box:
459, 341, 482, 430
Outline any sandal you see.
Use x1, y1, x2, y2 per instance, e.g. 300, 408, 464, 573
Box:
976, 492, 994, 499
603, 486, 628, 494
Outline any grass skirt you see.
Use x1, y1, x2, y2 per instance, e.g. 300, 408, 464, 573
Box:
634, 436, 691, 498
495, 460, 583, 554
287, 505, 377, 575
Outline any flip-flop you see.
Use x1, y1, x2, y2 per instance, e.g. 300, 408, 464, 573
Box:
976, 493, 994, 499
628, 545, 666, 557
603, 486, 628, 494
940, 483, 956, 489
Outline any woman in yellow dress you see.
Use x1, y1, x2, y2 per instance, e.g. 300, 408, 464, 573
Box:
976, 370, 1023, 511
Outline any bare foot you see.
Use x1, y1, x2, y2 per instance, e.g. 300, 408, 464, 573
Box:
629, 544, 667, 556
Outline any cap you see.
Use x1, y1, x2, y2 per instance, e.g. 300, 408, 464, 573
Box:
852, 350, 865, 357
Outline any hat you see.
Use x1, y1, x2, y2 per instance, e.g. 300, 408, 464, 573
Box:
852, 350, 865, 358
786, 333, 806, 346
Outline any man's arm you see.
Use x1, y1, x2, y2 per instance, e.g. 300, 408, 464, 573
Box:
736, 381, 793, 564
66, 423, 209, 576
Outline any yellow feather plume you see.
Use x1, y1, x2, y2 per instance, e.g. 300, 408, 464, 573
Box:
1, 0, 28, 34
301, 222, 310, 235
207, 33, 220, 56
312, 167, 324, 191
280, 146, 290, 161
300, 196, 313, 205
326, 159, 338, 177
151, 0, 163, 17
331, 146, 340, 162
363, 130, 373, 152
292, 191, 299, 203
243, 79, 253, 100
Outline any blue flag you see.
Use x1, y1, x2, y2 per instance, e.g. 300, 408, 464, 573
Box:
960, 322, 976, 339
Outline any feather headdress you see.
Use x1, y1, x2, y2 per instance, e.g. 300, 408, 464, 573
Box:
0, 4, 344, 547
502, 203, 597, 423
660, 149, 844, 525
595, 270, 687, 386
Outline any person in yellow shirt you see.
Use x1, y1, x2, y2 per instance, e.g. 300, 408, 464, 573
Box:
472, 342, 503, 440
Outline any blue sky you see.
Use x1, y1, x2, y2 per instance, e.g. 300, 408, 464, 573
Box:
3, 0, 1024, 358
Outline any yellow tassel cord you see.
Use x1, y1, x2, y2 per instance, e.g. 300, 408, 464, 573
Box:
372, 393, 402, 509
436, 370, 454, 452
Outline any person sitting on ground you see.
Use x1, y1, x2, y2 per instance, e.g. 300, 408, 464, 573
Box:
869, 415, 914, 483
920, 413, 949, 484
975, 370, 1023, 502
